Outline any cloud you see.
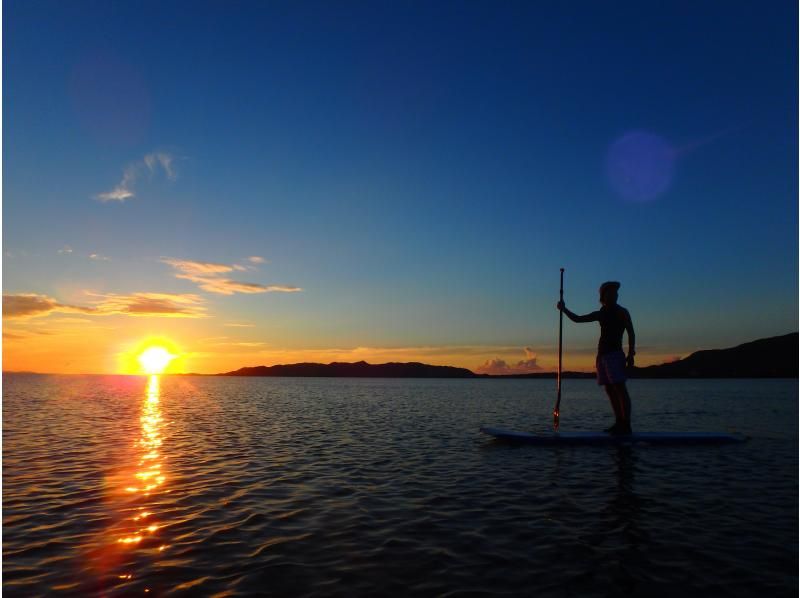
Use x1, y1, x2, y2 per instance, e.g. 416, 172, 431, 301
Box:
85, 291, 206, 317
160, 258, 234, 275
96, 186, 135, 202
58, 246, 73, 254
3, 327, 57, 339
3, 294, 97, 319
144, 152, 176, 180
3, 292, 206, 319
89, 253, 111, 261
475, 347, 543, 375
248, 256, 266, 264
50, 318, 95, 324
347, 345, 528, 359
225, 322, 255, 328
95, 151, 177, 202
175, 274, 301, 295
161, 256, 302, 296
210, 341, 265, 348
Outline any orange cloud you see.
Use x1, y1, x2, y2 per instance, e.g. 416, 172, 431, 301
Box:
175, 273, 301, 295
3, 294, 96, 319
162, 256, 301, 295
85, 291, 206, 317
160, 257, 234, 275
3, 292, 206, 319
475, 347, 542, 375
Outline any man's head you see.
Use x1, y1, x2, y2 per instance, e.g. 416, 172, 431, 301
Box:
599, 281, 620, 305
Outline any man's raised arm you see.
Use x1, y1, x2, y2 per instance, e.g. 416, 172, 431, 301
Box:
557, 302, 599, 323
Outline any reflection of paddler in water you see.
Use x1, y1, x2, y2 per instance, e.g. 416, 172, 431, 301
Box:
557, 281, 636, 435
605, 446, 645, 593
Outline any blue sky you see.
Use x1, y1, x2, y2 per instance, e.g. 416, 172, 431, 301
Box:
3, 1, 797, 373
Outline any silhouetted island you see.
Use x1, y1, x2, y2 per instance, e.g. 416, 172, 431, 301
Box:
217, 333, 798, 379
220, 361, 478, 378
629, 332, 798, 378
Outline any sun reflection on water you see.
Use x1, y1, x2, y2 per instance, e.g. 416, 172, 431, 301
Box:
95, 374, 172, 588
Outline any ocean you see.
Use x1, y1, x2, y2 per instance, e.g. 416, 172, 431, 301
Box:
3, 375, 797, 596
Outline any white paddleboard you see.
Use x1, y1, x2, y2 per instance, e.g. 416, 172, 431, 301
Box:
480, 426, 747, 445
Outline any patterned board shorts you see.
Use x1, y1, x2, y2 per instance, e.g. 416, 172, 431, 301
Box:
596, 350, 627, 385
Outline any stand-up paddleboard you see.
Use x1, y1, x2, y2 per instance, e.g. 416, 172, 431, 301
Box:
480, 426, 747, 446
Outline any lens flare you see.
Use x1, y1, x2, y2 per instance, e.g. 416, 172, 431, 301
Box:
606, 130, 675, 202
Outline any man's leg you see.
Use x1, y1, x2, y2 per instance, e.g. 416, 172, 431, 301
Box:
604, 384, 622, 425
612, 382, 632, 432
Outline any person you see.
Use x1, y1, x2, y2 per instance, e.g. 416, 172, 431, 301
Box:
557, 281, 636, 435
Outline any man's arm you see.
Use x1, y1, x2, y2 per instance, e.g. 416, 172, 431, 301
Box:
623, 308, 636, 367
557, 302, 600, 323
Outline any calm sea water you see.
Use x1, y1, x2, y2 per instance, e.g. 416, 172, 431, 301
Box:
3, 375, 797, 597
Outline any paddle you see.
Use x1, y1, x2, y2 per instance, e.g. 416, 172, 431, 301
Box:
553, 268, 564, 431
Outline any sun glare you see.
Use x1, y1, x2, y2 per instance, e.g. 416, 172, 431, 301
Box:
137, 347, 176, 375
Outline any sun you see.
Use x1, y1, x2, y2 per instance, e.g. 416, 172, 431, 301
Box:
137, 346, 176, 375
119, 337, 183, 375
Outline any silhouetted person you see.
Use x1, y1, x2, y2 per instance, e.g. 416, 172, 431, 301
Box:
557, 281, 635, 435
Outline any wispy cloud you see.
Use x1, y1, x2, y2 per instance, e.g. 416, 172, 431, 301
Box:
215, 345, 548, 367
96, 184, 135, 202
50, 318, 95, 324
55, 247, 111, 261
225, 322, 255, 328
95, 151, 177, 202
248, 256, 267, 264
209, 341, 266, 348
160, 258, 234, 275
144, 152, 176, 179
3, 291, 206, 319
175, 274, 301, 295
3, 331, 27, 340
161, 256, 302, 296
84, 291, 206, 317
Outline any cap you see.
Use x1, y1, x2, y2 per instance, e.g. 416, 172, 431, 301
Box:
599, 281, 621, 293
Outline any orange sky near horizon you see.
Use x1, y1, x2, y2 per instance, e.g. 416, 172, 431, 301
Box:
2, 311, 681, 375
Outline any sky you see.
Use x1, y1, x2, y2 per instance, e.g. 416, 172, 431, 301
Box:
3, 1, 798, 374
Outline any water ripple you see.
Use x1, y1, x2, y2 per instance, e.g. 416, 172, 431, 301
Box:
3, 376, 797, 596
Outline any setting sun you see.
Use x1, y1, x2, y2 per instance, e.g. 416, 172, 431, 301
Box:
137, 347, 176, 375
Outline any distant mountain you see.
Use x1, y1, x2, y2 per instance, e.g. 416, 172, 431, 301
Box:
218, 333, 798, 379
220, 360, 477, 378
630, 333, 798, 378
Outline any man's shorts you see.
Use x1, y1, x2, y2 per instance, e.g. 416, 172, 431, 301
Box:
596, 351, 627, 386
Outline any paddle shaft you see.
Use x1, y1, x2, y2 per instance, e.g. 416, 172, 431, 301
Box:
554, 268, 564, 430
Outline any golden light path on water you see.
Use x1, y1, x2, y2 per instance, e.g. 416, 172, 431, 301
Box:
101, 374, 170, 591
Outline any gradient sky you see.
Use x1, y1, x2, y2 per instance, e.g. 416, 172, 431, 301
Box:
4, 1, 798, 374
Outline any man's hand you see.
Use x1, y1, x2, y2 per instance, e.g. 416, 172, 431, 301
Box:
557, 301, 565, 311
626, 354, 635, 368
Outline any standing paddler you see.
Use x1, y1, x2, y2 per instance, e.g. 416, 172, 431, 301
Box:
557, 281, 636, 435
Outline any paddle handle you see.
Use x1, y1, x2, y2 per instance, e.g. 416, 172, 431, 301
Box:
554, 268, 564, 431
